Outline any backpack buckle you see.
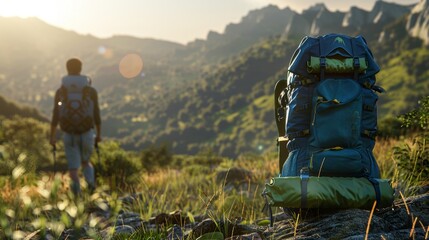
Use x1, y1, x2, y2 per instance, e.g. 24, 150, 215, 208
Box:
319, 57, 326, 68
353, 57, 360, 69
353, 57, 360, 79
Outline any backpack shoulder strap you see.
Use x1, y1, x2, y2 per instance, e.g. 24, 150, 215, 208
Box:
58, 86, 68, 101
274, 79, 288, 174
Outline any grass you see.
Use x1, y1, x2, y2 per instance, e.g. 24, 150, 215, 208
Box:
0, 137, 427, 238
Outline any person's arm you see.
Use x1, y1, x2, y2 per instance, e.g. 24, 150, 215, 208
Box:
92, 88, 102, 143
50, 90, 60, 147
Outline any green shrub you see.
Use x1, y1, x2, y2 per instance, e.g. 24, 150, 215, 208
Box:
393, 96, 429, 191
140, 143, 173, 171
0, 117, 51, 175
94, 141, 141, 190
393, 136, 428, 184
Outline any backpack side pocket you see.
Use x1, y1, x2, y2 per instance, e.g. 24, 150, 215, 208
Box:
310, 148, 364, 177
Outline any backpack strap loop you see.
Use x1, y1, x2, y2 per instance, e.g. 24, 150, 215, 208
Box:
289, 77, 318, 89
372, 85, 386, 93
363, 104, 375, 112
287, 129, 310, 139
362, 130, 377, 139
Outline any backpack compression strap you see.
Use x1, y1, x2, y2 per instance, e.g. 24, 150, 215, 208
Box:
367, 178, 382, 207
300, 167, 310, 208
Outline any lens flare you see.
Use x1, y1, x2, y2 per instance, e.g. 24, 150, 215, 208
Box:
119, 53, 144, 79
98, 46, 113, 59
98, 46, 106, 54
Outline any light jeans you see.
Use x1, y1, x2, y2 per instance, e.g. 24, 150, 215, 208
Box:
63, 129, 94, 169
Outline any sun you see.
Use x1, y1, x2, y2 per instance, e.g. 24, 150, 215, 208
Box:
0, 0, 64, 21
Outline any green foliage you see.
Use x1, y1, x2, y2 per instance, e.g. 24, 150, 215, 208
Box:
140, 143, 173, 171
398, 96, 429, 131
393, 96, 429, 192
0, 172, 123, 239
378, 117, 404, 137
377, 47, 429, 118
393, 137, 428, 187
0, 95, 47, 122
95, 141, 141, 190
0, 117, 51, 175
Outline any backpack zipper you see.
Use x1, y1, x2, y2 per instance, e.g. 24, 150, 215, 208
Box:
312, 97, 341, 126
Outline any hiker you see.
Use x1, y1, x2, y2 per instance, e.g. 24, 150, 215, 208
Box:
49, 58, 102, 195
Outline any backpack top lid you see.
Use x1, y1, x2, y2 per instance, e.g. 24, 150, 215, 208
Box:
61, 75, 90, 90
288, 34, 380, 79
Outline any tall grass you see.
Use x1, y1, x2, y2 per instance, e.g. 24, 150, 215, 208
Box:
0, 135, 425, 238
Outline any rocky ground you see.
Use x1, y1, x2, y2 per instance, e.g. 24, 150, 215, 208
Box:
23, 185, 428, 240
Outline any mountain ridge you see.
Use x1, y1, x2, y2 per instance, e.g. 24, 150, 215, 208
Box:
0, 2, 428, 157
407, 0, 429, 43
180, 1, 414, 64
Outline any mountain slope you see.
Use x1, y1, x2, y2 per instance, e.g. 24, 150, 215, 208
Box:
0, 16, 185, 116
0, 2, 428, 157
117, 38, 297, 156
0, 95, 47, 122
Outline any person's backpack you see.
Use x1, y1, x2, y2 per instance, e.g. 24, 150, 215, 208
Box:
263, 34, 394, 224
58, 75, 94, 134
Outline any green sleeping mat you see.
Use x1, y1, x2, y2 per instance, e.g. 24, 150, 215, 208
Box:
264, 176, 394, 209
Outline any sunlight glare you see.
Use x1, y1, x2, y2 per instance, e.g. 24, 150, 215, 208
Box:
119, 53, 144, 79
0, 0, 62, 22
98, 45, 113, 59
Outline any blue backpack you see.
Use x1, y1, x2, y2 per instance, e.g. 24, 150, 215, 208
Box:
58, 75, 94, 134
277, 34, 384, 179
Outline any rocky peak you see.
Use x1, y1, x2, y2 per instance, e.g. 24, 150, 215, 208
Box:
309, 7, 345, 36
407, 0, 429, 44
342, 6, 369, 29
369, 0, 411, 24
304, 3, 328, 13
223, 4, 296, 37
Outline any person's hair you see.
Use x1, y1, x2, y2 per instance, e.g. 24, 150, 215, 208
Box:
66, 58, 82, 75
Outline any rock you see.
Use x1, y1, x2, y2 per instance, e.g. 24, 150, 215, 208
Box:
44, 192, 429, 239
343, 229, 427, 240
58, 228, 87, 240
216, 167, 253, 185
189, 218, 263, 239
226, 232, 263, 240
387, 192, 429, 225
113, 224, 135, 235
262, 193, 429, 239
119, 192, 143, 205
407, 0, 429, 44
167, 224, 184, 240
152, 210, 189, 226
115, 211, 145, 229
190, 218, 219, 239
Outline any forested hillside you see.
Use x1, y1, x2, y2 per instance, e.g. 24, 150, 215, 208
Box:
0, 1, 428, 157
0, 95, 47, 122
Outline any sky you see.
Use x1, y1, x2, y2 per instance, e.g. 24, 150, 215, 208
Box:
0, 0, 419, 44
